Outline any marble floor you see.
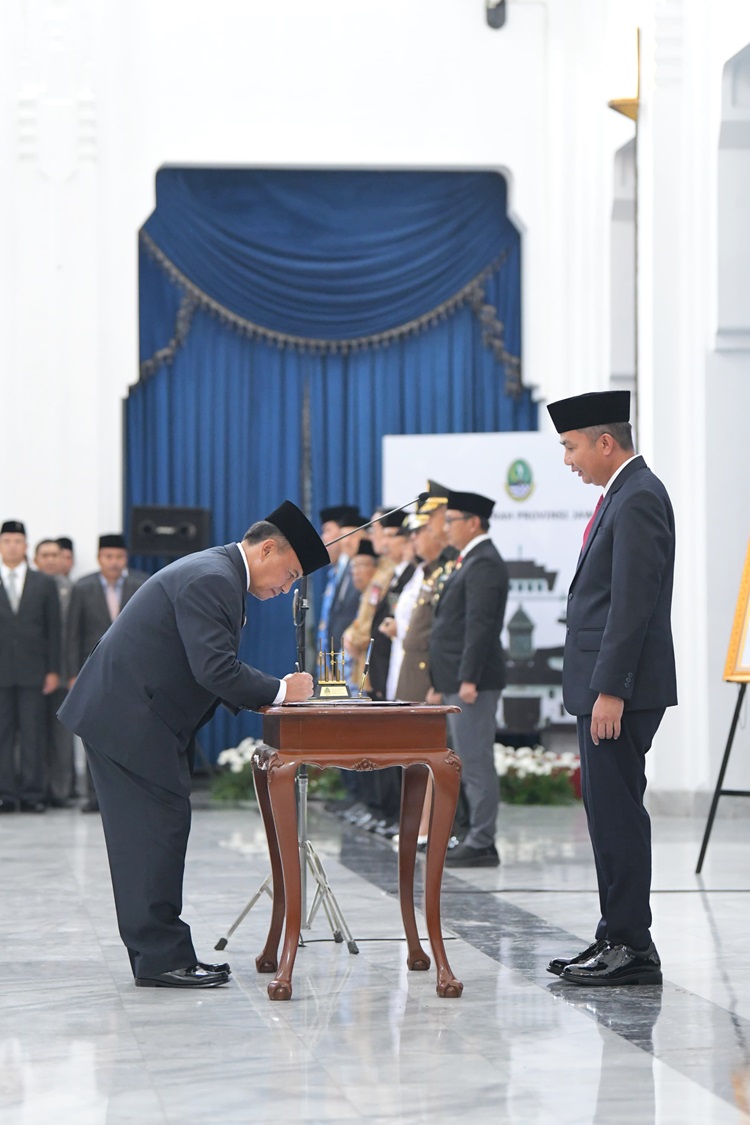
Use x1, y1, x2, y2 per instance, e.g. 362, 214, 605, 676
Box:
2, 791, 750, 1125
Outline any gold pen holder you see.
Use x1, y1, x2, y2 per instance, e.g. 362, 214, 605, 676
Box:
315, 648, 352, 699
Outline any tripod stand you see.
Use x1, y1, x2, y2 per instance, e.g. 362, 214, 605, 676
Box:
215, 575, 358, 955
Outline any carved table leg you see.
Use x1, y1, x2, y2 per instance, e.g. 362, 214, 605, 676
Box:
398, 764, 431, 971
424, 751, 464, 998
266, 759, 301, 1000
252, 762, 284, 974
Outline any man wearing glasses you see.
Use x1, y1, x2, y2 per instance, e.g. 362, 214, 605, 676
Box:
427, 491, 508, 867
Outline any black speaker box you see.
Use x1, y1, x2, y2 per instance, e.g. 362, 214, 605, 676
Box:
129, 506, 212, 556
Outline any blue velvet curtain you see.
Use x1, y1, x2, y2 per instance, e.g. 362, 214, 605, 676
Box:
127, 168, 536, 758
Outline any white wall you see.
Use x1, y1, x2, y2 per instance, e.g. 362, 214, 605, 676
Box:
1, 0, 748, 803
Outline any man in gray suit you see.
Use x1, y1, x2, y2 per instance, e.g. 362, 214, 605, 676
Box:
66, 534, 148, 812
59, 502, 328, 989
545, 390, 676, 987
0, 521, 61, 812
34, 538, 76, 807
427, 491, 509, 868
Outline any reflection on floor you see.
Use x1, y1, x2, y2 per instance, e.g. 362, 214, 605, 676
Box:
1, 796, 750, 1123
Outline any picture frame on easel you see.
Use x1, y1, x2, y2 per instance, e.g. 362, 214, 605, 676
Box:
724, 539, 750, 683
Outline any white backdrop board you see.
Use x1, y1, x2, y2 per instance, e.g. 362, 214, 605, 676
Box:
383, 432, 597, 732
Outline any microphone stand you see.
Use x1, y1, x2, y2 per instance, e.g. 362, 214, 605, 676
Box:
293, 576, 358, 952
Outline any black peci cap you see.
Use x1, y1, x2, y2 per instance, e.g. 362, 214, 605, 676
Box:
266, 501, 330, 576
319, 505, 365, 528
1, 520, 26, 536
99, 534, 127, 550
445, 491, 495, 520
547, 391, 630, 434
379, 508, 409, 529
57, 537, 74, 552
353, 537, 377, 557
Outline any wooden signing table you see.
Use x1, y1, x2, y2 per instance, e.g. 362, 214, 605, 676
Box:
251, 703, 464, 1001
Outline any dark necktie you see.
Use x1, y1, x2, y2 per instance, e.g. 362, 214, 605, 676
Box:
581, 495, 604, 549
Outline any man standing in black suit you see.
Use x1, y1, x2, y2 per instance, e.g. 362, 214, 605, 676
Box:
427, 491, 508, 867
545, 390, 676, 987
66, 534, 148, 812
0, 520, 61, 812
59, 502, 328, 990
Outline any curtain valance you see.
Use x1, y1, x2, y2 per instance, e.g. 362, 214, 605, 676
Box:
142, 167, 520, 364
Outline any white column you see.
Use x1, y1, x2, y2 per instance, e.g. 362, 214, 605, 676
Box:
638, 0, 713, 809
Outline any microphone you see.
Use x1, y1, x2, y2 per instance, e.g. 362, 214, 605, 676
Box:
322, 495, 429, 550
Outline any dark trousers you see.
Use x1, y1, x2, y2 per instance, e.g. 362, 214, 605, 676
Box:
86, 743, 197, 978
44, 687, 75, 802
444, 689, 500, 850
577, 708, 665, 950
0, 685, 46, 804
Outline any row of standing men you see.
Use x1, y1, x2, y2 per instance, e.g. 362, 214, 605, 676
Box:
315, 483, 509, 868
0, 525, 147, 813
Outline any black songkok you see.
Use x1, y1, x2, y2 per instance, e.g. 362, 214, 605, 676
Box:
547, 391, 630, 434
266, 501, 330, 576
444, 491, 495, 520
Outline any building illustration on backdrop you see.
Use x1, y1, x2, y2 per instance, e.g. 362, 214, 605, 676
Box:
498, 557, 572, 735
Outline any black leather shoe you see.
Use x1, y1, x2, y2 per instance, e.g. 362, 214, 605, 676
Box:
81, 799, 100, 813
20, 801, 46, 813
560, 941, 662, 986
197, 961, 231, 975
352, 810, 377, 830
374, 821, 399, 840
547, 938, 609, 977
135, 965, 230, 988
0, 800, 17, 813
444, 842, 500, 868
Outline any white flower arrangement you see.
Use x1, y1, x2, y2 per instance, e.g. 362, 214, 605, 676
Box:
216, 737, 260, 774
212, 737, 345, 802
494, 743, 580, 805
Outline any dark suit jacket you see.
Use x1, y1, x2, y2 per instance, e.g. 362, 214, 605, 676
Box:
0, 569, 61, 688
327, 559, 361, 650
66, 570, 147, 677
563, 457, 677, 716
429, 539, 508, 695
58, 545, 281, 796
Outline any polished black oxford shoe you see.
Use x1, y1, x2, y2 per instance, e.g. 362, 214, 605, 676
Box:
197, 961, 231, 975
20, 801, 46, 813
135, 965, 230, 988
444, 842, 500, 868
560, 940, 662, 986
547, 938, 610, 977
